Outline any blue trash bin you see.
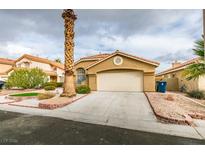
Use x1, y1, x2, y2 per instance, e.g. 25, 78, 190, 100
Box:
157, 81, 167, 93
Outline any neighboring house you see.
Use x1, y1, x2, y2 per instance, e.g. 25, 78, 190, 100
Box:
74, 50, 160, 92
156, 58, 205, 92
6, 54, 65, 82
0, 58, 15, 81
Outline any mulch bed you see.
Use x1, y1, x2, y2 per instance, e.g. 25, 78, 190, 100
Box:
145, 92, 205, 125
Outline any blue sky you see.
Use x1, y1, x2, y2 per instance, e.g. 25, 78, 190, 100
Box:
0, 9, 202, 72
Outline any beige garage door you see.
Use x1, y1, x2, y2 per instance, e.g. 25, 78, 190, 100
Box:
97, 70, 143, 92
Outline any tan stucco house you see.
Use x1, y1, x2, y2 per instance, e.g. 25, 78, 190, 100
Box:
74, 50, 159, 92
0, 58, 15, 81
156, 58, 205, 92
5, 54, 65, 82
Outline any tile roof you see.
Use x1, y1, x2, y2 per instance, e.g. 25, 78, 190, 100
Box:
75, 51, 160, 68
115, 51, 160, 66
79, 53, 111, 60
16, 54, 64, 70
156, 57, 200, 76
0, 58, 15, 65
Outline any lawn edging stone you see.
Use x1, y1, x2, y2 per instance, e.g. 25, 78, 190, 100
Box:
39, 93, 89, 110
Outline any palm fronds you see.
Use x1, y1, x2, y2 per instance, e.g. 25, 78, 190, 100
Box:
183, 36, 205, 80
193, 38, 204, 58
183, 62, 205, 80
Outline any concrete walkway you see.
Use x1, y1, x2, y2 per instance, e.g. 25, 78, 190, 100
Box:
0, 91, 205, 140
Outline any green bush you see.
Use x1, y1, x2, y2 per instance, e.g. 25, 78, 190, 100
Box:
44, 86, 56, 91
76, 85, 91, 94
56, 82, 63, 87
6, 68, 48, 89
187, 90, 205, 99
43, 82, 57, 88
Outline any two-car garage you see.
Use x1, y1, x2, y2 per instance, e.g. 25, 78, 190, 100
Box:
97, 70, 144, 92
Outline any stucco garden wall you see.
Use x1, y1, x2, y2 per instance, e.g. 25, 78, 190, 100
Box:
198, 75, 205, 91
159, 70, 199, 92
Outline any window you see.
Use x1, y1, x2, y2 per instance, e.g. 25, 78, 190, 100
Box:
113, 56, 123, 65
76, 68, 86, 85
24, 62, 30, 68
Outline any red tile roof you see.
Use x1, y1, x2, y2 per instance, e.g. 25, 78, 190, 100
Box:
0, 58, 15, 65
15, 54, 64, 70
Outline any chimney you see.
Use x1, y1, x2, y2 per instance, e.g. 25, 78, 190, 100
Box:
172, 60, 181, 68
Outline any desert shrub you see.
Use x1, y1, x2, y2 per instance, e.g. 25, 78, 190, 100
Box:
179, 84, 187, 93
44, 86, 56, 91
6, 68, 48, 89
43, 82, 57, 88
56, 82, 63, 87
76, 85, 91, 94
187, 90, 205, 99
37, 92, 55, 100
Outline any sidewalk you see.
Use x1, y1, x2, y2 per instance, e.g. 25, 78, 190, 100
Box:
0, 102, 205, 140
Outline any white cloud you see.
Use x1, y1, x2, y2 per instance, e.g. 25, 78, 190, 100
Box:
0, 10, 202, 73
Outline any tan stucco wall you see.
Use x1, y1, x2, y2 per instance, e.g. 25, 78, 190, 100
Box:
88, 74, 97, 91
158, 70, 199, 92
87, 55, 156, 74
164, 78, 179, 91
84, 55, 157, 92
144, 73, 156, 91
198, 75, 205, 91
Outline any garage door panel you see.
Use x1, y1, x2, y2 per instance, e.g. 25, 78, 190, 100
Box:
97, 71, 143, 92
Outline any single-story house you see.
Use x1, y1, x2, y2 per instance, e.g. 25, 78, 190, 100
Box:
5, 54, 65, 82
156, 58, 205, 92
74, 50, 160, 92
0, 58, 15, 81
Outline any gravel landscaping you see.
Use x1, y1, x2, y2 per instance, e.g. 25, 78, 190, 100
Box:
145, 92, 205, 125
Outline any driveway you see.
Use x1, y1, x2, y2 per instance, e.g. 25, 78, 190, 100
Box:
59, 91, 156, 123
0, 91, 204, 139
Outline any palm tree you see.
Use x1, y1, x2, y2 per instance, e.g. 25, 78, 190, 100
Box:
183, 37, 205, 80
61, 9, 77, 97
55, 58, 62, 63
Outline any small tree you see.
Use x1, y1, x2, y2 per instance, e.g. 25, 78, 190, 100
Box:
6, 68, 48, 89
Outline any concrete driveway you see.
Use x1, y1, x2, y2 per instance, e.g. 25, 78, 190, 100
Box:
0, 91, 204, 139
59, 91, 156, 122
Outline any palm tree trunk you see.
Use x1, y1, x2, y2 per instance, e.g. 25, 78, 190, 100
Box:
61, 9, 77, 97
203, 9, 205, 60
